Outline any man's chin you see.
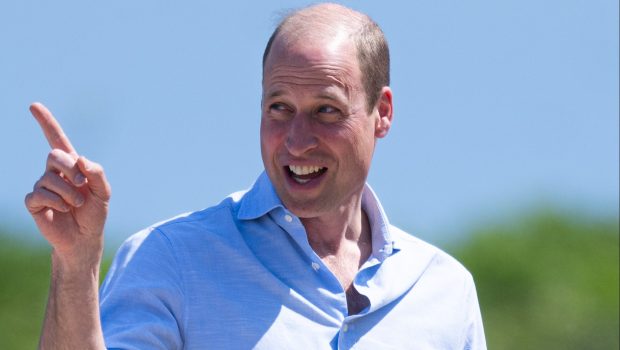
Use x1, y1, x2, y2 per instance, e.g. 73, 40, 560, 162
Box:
279, 195, 327, 219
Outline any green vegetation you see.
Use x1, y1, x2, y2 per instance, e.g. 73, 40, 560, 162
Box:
0, 236, 111, 349
1, 211, 618, 349
0, 238, 50, 349
450, 212, 619, 349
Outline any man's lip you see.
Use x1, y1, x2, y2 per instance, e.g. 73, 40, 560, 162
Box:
283, 165, 328, 187
285, 165, 328, 177
282, 160, 327, 166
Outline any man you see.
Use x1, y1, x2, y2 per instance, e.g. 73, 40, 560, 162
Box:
26, 3, 486, 349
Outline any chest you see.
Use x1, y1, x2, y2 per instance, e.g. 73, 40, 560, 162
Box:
321, 257, 370, 315
180, 271, 469, 350
173, 225, 472, 349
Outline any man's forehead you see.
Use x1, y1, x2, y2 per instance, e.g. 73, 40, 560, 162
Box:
261, 26, 364, 99
265, 33, 356, 70
263, 45, 359, 92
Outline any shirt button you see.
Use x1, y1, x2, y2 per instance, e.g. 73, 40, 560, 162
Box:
342, 324, 349, 332
284, 214, 293, 223
311, 262, 320, 271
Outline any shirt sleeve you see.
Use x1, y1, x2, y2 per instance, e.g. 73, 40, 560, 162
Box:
99, 228, 185, 350
464, 277, 487, 350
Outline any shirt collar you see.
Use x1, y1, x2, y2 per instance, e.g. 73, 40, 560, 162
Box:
236, 172, 397, 260
237, 171, 284, 220
361, 183, 397, 261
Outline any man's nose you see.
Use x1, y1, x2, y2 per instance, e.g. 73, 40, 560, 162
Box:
285, 113, 318, 156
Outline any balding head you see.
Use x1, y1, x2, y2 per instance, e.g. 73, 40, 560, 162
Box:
262, 3, 390, 112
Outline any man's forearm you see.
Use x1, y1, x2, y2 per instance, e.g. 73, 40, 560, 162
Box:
39, 251, 106, 350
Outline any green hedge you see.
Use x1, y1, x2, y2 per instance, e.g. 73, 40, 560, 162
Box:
450, 213, 619, 350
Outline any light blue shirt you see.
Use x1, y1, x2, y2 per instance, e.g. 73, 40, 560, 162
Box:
100, 172, 486, 349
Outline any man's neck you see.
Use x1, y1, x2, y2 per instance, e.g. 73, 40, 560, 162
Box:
299, 195, 373, 315
300, 195, 372, 260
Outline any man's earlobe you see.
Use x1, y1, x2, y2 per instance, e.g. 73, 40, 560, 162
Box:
375, 87, 393, 138
375, 116, 391, 138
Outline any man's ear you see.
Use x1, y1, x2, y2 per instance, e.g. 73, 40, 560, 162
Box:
375, 87, 393, 138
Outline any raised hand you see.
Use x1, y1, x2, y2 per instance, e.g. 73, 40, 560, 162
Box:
25, 103, 109, 349
25, 102, 111, 263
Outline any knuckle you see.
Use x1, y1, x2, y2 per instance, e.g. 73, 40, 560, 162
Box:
104, 187, 112, 201
46, 152, 54, 165
48, 148, 63, 161
97, 184, 112, 202
34, 172, 54, 188
24, 192, 33, 205
91, 162, 104, 174
30, 187, 45, 197
48, 148, 76, 168
25, 191, 43, 212
33, 175, 46, 190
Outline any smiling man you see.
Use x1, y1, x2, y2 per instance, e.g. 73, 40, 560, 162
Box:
27, 3, 486, 349
259, 10, 393, 317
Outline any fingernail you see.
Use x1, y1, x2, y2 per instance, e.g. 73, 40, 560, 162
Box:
75, 196, 85, 207
74, 173, 86, 185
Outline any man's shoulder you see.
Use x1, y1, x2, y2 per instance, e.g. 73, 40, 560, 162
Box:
158, 191, 245, 229
388, 224, 473, 282
121, 189, 250, 249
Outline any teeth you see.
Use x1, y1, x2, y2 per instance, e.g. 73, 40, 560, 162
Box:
288, 165, 324, 176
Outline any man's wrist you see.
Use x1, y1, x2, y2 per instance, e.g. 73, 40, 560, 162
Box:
50, 245, 103, 283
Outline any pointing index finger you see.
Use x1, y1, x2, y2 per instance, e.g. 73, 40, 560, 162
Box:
30, 102, 78, 156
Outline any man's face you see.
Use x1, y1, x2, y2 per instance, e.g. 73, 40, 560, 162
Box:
260, 34, 387, 218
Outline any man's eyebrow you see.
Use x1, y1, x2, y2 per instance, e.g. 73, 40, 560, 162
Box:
264, 90, 345, 101
265, 90, 285, 99
316, 93, 341, 101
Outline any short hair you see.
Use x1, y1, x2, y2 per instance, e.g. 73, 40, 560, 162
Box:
262, 4, 390, 112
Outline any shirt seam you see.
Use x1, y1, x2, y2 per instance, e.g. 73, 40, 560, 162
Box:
153, 227, 187, 347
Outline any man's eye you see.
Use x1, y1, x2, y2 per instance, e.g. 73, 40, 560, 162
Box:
316, 105, 342, 123
269, 103, 292, 114
269, 103, 287, 112
317, 105, 339, 114
267, 103, 293, 120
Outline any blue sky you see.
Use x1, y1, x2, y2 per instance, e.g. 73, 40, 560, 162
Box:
1, 0, 618, 247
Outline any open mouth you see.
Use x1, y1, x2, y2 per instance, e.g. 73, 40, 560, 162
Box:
286, 165, 327, 184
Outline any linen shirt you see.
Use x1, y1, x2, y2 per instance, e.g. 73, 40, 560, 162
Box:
100, 172, 486, 349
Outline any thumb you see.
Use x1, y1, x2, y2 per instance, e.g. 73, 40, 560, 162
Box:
77, 156, 112, 202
